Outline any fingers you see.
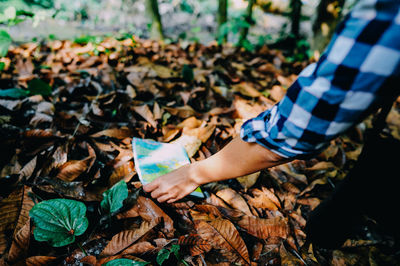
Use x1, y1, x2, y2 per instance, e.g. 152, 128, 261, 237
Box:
143, 179, 159, 192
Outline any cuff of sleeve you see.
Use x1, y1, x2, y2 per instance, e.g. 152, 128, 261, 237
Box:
240, 108, 326, 159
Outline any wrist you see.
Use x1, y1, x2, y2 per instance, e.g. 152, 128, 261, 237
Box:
188, 161, 208, 186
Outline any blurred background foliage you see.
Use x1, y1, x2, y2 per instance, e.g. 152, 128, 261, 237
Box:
0, 0, 358, 60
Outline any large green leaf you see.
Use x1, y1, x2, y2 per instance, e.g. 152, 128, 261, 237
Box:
101, 180, 128, 213
103, 258, 149, 266
29, 199, 89, 247
27, 79, 52, 96
0, 88, 29, 98
0, 30, 12, 57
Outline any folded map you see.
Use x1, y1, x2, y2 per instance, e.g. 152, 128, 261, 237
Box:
132, 137, 204, 198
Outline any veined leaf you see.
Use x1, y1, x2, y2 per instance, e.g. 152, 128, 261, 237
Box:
0, 30, 11, 57
0, 88, 29, 98
103, 258, 149, 266
238, 216, 289, 240
29, 199, 88, 247
101, 220, 158, 256
101, 180, 128, 214
196, 218, 250, 265
0, 186, 34, 255
27, 79, 52, 97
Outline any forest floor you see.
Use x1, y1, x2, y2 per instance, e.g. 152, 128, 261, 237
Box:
1, 37, 400, 265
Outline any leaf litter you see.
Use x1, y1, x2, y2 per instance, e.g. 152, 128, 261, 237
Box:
0, 36, 400, 265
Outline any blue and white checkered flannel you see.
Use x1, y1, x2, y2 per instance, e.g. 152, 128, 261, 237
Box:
241, 0, 400, 159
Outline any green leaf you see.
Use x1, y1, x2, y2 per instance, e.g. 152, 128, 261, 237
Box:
0, 88, 29, 98
182, 64, 194, 83
0, 62, 4, 71
29, 199, 89, 247
27, 78, 52, 96
0, 30, 12, 57
170, 244, 180, 258
101, 180, 128, 214
156, 248, 171, 265
102, 258, 149, 266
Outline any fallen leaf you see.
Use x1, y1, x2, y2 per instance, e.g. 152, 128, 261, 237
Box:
178, 234, 212, 256
101, 220, 158, 256
196, 218, 250, 265
216, 188, 253, 217
238, 216, 289, 239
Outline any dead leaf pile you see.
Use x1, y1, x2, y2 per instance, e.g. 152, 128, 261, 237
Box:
0, 37, 399, 265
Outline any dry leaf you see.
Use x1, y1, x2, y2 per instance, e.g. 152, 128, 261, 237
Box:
178, 234, 212, 256
238, 216, 289, 239
196, 218, 250, 265
216, 188, 253, 217
101, 220, 158, 256
132, 105, 158, 128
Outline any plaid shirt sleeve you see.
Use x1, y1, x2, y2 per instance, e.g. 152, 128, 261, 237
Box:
240, 0, 400, 159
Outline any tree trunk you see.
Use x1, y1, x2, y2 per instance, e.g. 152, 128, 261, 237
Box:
238, 0, 255, 47
218, 0, 228, 43
312, 0, 346, 52
290, 0, 302, 38
146, 0, 164, 40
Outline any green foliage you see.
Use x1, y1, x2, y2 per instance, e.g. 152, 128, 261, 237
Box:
0, 29, 12, 57
102, 258, 149, 266
0, 88, 29, 98
156, 244, 188, 266
101, 180, 129, 214
0, 79, 52, 97
74, 35, 103, 45
29, 198, 89, 247
180, 0, 194, 13
27, 78, 52, 96
0, 6, 34, 26
182, 64, 194, 83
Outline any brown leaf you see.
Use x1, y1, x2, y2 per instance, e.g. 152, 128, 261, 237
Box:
296, 197, 321, 211
176, 116, 202, 129
305, 161, 336, 171
196, 218, 250, 265
19, 156, 37, 180
276, 164, 308, 184
236, 172, 260, 191
233, 97, 266, 121
246, 188, 279, 211
7, 220, 31, 263
231, 82, 262, 98
56, 156, 93, 182
121, 241, 155, 255
101, 220, 158, 256
25, 256, 57, 266
90, 128, 133, 139
269, 85, 286, 102
109, 161, 136, 186
279, 244, 304, 266
183, 124, 216, 143
171, 134, 202, 157
238, 216, 289, 239
216, 188, 253, 217
0, 186, 34, 255
136, 196, 175, 238
178, 234, 212, 256
164, 105, 197, 118
132, 105, 157, 128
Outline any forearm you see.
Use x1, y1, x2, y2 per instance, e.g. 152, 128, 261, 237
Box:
191, 137, 290, 185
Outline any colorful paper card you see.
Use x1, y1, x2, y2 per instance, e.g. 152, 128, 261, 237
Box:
132, 137, 204, 198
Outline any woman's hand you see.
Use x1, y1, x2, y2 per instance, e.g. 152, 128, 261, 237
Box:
143, 137, 289, 203
143, 163, 201, 203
